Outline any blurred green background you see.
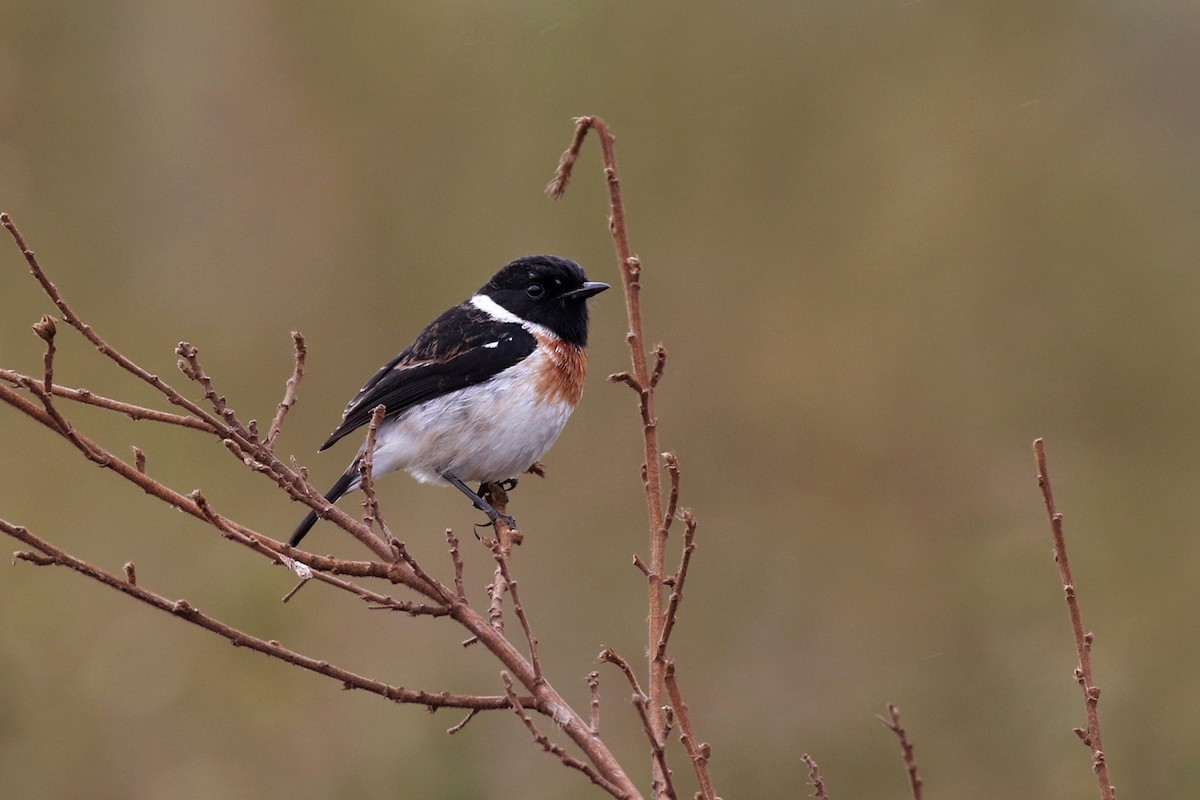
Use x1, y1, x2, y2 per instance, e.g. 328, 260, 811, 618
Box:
2, 2, 1199, 797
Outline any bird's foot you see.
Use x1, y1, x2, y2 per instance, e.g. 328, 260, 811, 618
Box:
472, 510, 518, 540
476, 478, 519, 495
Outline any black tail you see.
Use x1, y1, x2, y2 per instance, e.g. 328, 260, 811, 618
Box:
289, 469, 357, 547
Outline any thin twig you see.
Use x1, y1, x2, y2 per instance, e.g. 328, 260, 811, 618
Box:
175, 341, 251, 435
1, 518, 522, 711
265, 331, 306, 449
491, 536, 542, 680
598, 647, 648, 699
192, 488, 438, 617
802, 753, 831, 800
631, 693, 678, 800
281, 578, 310, 603
447, 709, 480, 735
663, 660, 715, 800
358, 404, 394, 545
32, 314, 56, 394
1, 213, 250, 448
545, 117, 593, 199
482, 482, 519, 633
13, 550, 56, 566
587, 671, 601, 734
0, 369, 215, 431
661, 452, 681, 534
1033, 438, 1116, 800
19, 372, 110, 466
656, 509, 696, 662
876, 704, 923, 800
649, 343, 666, 389
446, 527, 467, 601
500, 672, 626, 798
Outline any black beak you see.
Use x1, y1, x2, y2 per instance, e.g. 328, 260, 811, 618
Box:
563, 281, 610, 301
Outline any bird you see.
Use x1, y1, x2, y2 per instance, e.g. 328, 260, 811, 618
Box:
288, 255, 609, 548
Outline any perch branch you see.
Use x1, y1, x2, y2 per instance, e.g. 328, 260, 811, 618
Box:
490, 536, 542, 680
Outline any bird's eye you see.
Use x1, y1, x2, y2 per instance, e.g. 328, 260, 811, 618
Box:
526, 283, 545, 299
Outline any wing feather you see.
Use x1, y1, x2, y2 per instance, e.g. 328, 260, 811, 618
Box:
319, 303, 535, 450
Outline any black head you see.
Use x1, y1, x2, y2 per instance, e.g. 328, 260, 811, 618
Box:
479, 255, 608, 346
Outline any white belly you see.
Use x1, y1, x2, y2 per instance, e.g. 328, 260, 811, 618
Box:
364, 354, 575, 486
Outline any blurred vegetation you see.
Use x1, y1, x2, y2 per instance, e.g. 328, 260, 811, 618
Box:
2, 2, 1199, 798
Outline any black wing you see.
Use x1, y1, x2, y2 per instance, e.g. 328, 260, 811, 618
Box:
319, 302, 536, 450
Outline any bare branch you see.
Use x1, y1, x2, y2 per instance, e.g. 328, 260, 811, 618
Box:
545, 115, 594, 200
876, 704, 923, 800
264, 330, 307, 449
13, 550, 56, 566
358, 404, 395, 546
175, 341, 252, 436
598, 647, 647, 699
500, 672, 626, 798
663, 661, 716, 800
631, 693, 677, 800
447, 709, 480, 735
649, 343, 666, 389
491, 537, 542, 680
1033, 438, 1117, 799
32, 314, 56, 393
446, 527, 467, 601
656, 510, 696, 662
0, 369, 216, 431
482, 481, 522, 634
1, 213, 249, 448
661, 452, 681, 533
802, 753, 831, 800
16, 373, 113, 468
1, 518, 521, 712
587, 671, 601, 734
607, 370, 643, 393
550, 115, 686, 798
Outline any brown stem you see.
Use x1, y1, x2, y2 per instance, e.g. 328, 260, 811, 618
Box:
1033, 438, 1116, 800
0, 369, 215, 431
663, 661, 715, 800
2, 518, 521, 711
877, 704, 922, 800
551, 114, 676, 799
264, 330, 306, 449
802, 753, 832, 800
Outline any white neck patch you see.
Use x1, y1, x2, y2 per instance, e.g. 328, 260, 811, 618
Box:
470, 294, 553, 338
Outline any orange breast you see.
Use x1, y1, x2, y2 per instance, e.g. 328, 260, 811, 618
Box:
534, 335, 589, 406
